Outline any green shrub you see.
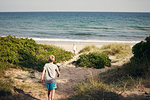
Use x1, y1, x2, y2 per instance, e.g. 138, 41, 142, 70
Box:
132, 36, 150, 61
0, 35, 38, 66
0, 35, 73, 71
36, 44, 73, 71
130, 36, 150, 75
76, 52, 111, 69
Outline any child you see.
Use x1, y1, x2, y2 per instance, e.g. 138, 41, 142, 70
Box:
42, 55, 60, 100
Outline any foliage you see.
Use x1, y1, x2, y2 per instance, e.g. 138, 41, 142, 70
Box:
76, 52, 111, 69
132, 36, 150, 62
79, 43, 132, 63
100, 43, 132, 59
79, 45, 100, 54
0, 62, 17, 77
0, 35, 73, 71
70, 37, 150, 100
0, 35, 38, 66
0, 80, 13, 97
127, 36, 150, 76
36, 44, 73, 71
68, 80, 120, 100
99, 67, 142, 91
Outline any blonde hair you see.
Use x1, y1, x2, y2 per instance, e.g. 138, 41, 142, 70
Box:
48, 55, 55, 62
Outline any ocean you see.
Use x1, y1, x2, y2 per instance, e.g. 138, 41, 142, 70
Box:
0, 12, 150, 42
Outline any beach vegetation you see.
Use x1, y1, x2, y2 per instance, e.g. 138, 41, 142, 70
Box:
69, 36, 150, 99
0, 35, 73, 71
0, 62, 17, 77
79, 43, 132, 63
0, 80, 14, 97
79, 45, 100, 54
100, 43, 132, 61
68, 79, 120, 100
76, 52, 111, 69
124, 36, 150, 77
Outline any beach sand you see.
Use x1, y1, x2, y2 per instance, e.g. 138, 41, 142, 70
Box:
34, 38, 139, 53
37, 41, 107, 53
36, 40, 137, 53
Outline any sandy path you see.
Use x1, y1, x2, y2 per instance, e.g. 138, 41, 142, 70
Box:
4, 54, 149, 100
4, 54, 110, 100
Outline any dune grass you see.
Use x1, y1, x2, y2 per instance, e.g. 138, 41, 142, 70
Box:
0, 79, 14, 97
68, 62, 147, 100
79, 43, 132, 63
70, 37, 150, 99
68, 79, 120, 100
79, 45, 100, 54
100, 43, 132, 61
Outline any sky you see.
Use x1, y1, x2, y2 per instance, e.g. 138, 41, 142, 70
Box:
0, 0, 150, 12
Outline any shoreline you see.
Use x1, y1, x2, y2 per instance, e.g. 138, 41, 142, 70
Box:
34, 38, 139, 53
33, 38, 140, 44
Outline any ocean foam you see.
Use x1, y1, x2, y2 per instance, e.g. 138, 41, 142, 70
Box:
32, 37, 140, 44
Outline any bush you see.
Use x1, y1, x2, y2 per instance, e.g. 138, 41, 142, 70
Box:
132, 36, 150, 61
0, 35, 73, 71
36, 44, 73, 71
131, 36, 150, 74
0, 35, 38, 66
76, 52, 111, 69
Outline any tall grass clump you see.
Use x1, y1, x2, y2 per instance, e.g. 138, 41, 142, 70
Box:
0, 62, 17, 77
68, 80, 120, 100
100, 43, 132, 59
0, 79, 14, 97
0, 35, 73, 71
76, 52, 111, 69
79, 45, 100, 54
79, 43, 132, 63
99, 67, 143, 92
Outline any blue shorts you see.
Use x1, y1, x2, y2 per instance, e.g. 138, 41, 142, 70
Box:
46, 82, 57, 90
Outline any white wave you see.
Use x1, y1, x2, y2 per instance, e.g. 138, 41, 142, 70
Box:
32, 37, 140, 44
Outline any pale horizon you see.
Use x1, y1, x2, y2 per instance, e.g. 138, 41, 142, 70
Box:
0, 0, 150, 12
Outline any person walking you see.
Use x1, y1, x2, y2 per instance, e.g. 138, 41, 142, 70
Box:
42, 55, 60, 100
73, 44, 77, 54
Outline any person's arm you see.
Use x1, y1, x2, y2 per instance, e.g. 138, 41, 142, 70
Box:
56, 70, 60, 77
41, 68, 46, 83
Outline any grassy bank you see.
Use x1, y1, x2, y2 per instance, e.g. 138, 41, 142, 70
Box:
0, 35, 73, 71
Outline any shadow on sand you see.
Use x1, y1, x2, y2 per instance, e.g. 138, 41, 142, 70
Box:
0, 87, 40, 100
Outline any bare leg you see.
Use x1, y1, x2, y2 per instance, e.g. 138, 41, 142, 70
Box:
48, 89, 51, 100
51, 89, 55, 100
